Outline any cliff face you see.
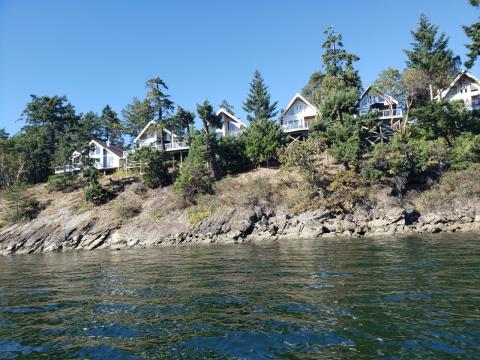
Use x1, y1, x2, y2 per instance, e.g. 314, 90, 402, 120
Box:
0, 169, 479, 256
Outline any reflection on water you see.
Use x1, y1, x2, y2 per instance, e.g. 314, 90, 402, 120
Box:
0, 234, 479, 358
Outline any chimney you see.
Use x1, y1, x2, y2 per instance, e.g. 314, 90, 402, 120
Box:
106, 137, 111, 147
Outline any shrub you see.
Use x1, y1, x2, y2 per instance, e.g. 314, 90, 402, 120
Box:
217, 135, 251, 175
447, 132, 480, 170
186, 206, 213, 226
84, 183, 112, 206
83, 166, 100, 186
2, 181, 40, 223
131, 147, 172, 189
326, 170, 368, 214
174, 136, 215, 202
133, 183, 147, 195
362, 135, 429, 180
47, 173, 77, 192
243, 119, 285, 167
113, 202, 142, 221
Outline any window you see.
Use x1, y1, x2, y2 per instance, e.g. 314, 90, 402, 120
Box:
228, 121, 238, 131
288, 108, 294, 115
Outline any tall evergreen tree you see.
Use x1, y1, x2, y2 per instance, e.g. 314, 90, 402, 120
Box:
314, 27, 362, 122
99, 105, 123, 146
0, 129, 9, 141
170, 106, 195, 140
404, 14, 461, 99
121, 97, 155, 139
464, 0, 480, 69
242, 70, 278, 122
145, 77, 174, 150
197, 100, 222, 134
219, 99, 235, 115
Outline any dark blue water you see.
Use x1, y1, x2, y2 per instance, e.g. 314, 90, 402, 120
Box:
0, 234, 479, 359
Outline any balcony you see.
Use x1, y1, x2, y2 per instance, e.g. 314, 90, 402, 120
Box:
378, 108, 403, 119
163, 142, 189, 151
281, 121, 309, 132
54, 164, 81, 174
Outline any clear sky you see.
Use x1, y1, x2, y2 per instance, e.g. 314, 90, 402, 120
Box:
0, 0, 478, 135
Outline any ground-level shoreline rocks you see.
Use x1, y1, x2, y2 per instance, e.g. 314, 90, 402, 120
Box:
0, 204, 479, 256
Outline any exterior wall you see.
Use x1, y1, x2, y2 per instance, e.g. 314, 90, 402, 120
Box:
280, 98, 317, 131
216, 114, 245, 138
444, 75, 480, 110
357, 88, 403, 118
89, 144, 121, 170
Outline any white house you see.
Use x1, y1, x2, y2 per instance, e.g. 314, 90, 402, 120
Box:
133, 121, 189, 152
437, 70, 480, 110
88, 140, 125, 171
278, 93, 318, 137
357, 85, 404, 120
216, 108, 248, 138
54, 141, 124, 174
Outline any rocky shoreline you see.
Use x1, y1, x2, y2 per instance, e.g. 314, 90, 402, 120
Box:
1, 203, 479, 256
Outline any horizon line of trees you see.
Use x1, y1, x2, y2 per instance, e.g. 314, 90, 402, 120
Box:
0, 5, 479, 194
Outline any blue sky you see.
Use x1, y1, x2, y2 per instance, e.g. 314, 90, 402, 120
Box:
0, 0, 478, 135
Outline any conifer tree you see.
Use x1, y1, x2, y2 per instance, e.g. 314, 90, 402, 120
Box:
99, 105, 123, 146
170, 106, 195, 141
121, 97, 155, 139
464, 0, 480, 69
242, 70, 278, 122
219, 99, 235, 115
404, 14, 461, 99
145, 77, 174, 150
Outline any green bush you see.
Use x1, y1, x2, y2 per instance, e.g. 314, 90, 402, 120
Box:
186, 206, 213, 226
217, 135, 251, 175
131, 147, 172, 189
447, 132, 480, 170
243, 119, 285, 167
82, 166, 100, 186
2, 181, 40, 223
362, 135, 429, 180
84, 183, 112, 206
47, 173, 77, 192
174, 136, 215, 202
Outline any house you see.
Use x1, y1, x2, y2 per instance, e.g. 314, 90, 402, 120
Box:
436, 70, 480, 110
133, 120, 189, 152
88, 140, 125, 171
278, 93, 318, 139
357, 85, 404, 120
216, 108, 247, 138
54, 140, 125, 174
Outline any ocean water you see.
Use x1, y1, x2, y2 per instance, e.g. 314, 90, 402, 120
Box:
0, 234, 479, 359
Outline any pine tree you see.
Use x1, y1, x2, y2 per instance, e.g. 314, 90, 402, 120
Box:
99, 105, 123, 146
197, 100, 222, 134
464, 0, 480, 69
170, 106, 195, 140
4, 181, 39, 222
404, 14, 461, 99
145, 77, 174, 150
121, 97, 155, 138
219, 99, 235, 115
242, 70, 278, 122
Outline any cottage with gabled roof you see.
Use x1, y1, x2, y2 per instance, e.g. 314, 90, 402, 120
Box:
88, 139, 125, 171
279, 93, 318, 139
133, 121, 189, 152
357, 85, 404, 120
436, 70, 480, 110
216, 108, 247, 138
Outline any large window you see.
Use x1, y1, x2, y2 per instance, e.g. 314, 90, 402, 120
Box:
228, 121, 239, 131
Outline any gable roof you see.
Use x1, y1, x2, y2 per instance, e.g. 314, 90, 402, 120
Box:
133, 121, 185, 143
279, 93, 318, 120
358, 85, 399, 105
438, 70, 480, 99
216, 108, 248, 128
89, 139, 124, 158
134, 120, 157, 143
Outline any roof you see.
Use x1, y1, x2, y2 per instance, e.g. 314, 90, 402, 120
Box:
216, 108, 248, 128
437, 70, 480, 100
133, 121, 185, 143
134, 120, 156, 143
89, 139, 124, 158
279, 93, 318, 121
358, 85, 399, 106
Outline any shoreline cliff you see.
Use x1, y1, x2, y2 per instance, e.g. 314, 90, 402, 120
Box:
1, 169, 479, 256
